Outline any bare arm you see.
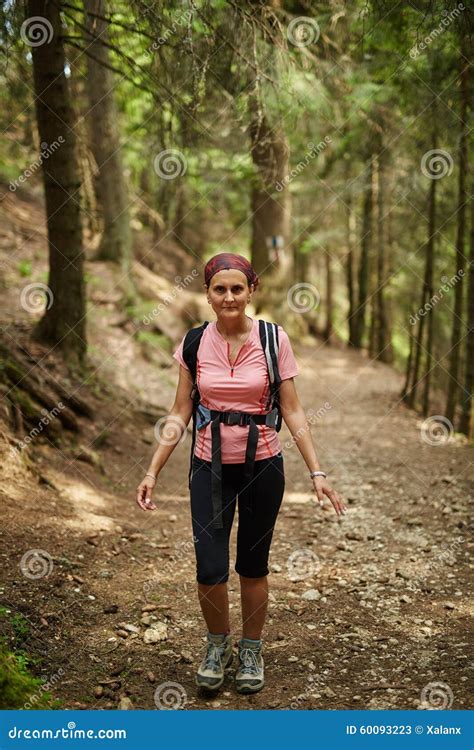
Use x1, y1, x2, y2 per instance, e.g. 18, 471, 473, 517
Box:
146, 364, 194, 477
279, 378, 321, 474
136, 364, 194, 511
279, 378, 346, 517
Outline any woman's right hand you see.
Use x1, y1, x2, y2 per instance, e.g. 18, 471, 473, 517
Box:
136, 475, 157, 511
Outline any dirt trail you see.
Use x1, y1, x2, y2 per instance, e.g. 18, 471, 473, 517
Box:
1, 335, 472, 711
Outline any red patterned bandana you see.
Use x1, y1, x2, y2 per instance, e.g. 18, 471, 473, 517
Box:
204, 253, 259, 290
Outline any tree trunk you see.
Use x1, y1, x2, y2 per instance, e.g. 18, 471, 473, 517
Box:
69, 65, 100, 238
407, 114, 438, 410
28, 0, 87, 366
459, 186, 474, 436
294, 228, 311, 284
324, 252, 333, 342
374, 149, 392, 362
445, 48, 469, 424
353, 157, 373, 349
248, 103, 290, 278
421, 178, 436, 417
402, 322, 415, 401
384, 196, 395, 364
368, 289, 376, 359
84, 0, 132, 272
345, 183, 357, 347
172, 182, 188, 248
368, 157, 379, 359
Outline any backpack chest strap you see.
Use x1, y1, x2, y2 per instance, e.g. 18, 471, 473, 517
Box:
196, 404, 278, 430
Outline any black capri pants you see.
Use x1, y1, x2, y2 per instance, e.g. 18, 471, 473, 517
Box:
190, 452, 285, 585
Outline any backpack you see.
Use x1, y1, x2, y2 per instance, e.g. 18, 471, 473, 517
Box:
182, 319, 283, 489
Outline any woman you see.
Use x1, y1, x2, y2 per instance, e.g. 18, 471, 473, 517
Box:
136, 252, 346, 696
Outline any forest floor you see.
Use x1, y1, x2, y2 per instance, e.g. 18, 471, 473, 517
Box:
0, 184, 473, 711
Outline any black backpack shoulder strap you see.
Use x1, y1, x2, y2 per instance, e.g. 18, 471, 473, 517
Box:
181, 321, 208, 489
258, 319, 282, 386
258, 320, 283, 431
182, 321, 209, 388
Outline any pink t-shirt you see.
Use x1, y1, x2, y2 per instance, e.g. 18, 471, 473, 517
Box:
173, 317, 299, 463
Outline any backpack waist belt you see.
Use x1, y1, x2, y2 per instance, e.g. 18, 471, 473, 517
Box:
195, 404, 279, 530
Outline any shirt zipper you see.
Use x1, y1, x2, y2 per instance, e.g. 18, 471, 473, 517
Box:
228, 342, 245, 377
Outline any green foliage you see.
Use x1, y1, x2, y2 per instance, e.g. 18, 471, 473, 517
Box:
83, 272, 102, 288
0, 608, 62, 709
0, 643, 59, 710
136, 330, 172, 353
17, 261, 32, 277
0, 607, 30, 648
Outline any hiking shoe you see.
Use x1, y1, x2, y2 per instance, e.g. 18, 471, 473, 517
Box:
195, 632, 233, 691
235, 638, 264, 694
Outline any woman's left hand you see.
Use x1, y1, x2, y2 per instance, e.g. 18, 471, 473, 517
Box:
312, 477, 347, 517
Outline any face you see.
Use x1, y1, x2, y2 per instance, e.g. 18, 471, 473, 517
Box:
206, 269, 253, 317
